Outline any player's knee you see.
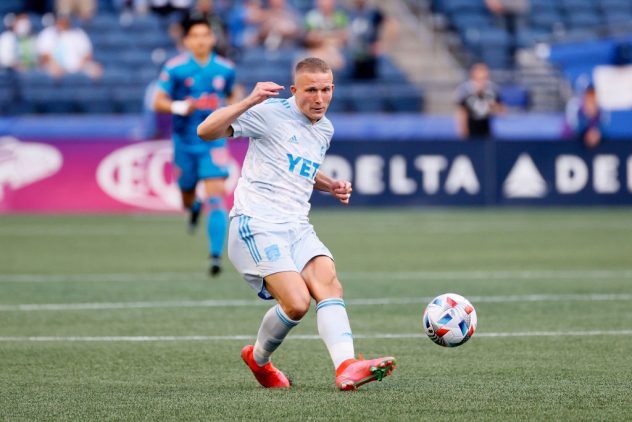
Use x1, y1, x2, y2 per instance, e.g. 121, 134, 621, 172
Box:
208, 195, 225, 210
282, 294, 311, 320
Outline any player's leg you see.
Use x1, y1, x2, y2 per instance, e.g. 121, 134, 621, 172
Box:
174, 149, 202, 233
240, 272, 310, 389
202, 177, 227, 276
301, 256, 396, 391
228, 217, 306, 388
198, 146, 230, 276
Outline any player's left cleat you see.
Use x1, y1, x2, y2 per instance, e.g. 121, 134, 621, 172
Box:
335, 356, 396, 391
209, 255, 222, 277
188, 205, 201, 234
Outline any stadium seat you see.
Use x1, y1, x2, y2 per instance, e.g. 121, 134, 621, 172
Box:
382, 84, 424, 112
72, 86, 114, 113
559, 0, 597, 13
86, 13, 121, 32
530, 11, 565, 31
566, 12, 603, 29
112, 86, 147, 113
349, 84, 385, 112
500, 84, 529, 108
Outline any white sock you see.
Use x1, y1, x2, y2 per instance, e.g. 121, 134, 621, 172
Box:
316, 298, 355, 369
253, 304, 299, 366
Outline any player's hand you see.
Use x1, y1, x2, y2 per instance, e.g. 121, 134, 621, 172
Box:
246, 82, 285, 107
331, 180, 352, 205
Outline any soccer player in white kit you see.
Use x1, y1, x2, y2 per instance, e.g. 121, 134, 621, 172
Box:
197, 58, 395, 390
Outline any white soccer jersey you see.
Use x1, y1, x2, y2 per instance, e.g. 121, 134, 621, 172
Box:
230, 96, 334, 223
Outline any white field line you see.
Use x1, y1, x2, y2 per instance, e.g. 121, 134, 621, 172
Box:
2, 269, 632, 283
1, 330, 632, 342
1, 293, 632, 312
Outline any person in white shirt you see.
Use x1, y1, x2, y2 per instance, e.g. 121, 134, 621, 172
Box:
197, 57, 396, 391
0, 13, 38, 71
36, 14, 102, 78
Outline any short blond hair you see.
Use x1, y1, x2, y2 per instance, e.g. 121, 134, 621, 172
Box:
295, 57, 332, 75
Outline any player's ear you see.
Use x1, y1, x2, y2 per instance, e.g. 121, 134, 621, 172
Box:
290, 85, 297, 95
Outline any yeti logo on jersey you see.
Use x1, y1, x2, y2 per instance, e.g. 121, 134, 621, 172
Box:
287, 153, 321, 180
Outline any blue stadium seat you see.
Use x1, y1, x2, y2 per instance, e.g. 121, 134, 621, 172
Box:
566, 12, 603, 29
73, 86, 114, 113
382, 84, 424, 112
559, 0, 598, 13
86, 13, 121, 32
500, 84, 529, 108
118, 50, 153, 68
530, 11, 565, 31
451, 13, 492, 33
120, 14, 162, 33
112, 86, 146, 113
530, 0, 558, 12
516, 28, 550, 48
101, 68, 134, 86
0, 0, 25, 15
349, 84, 385, 112
597, 0, 632, 11
327, 85, 352, 113
442, 0, 486, 16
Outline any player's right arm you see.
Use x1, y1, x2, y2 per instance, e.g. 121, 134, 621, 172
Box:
153, 90, 195, 116
197, 82, 284, 141
153, 63, 195, 116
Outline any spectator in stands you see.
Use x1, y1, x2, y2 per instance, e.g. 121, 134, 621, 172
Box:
36, 14, 103, 79
225, 0, 265, 51
187, 0, 232, 57
347, 0, 391, 80
455, 63, 504, 140
0, 12, 38, 71
303, 0, 348, 73
304, 0, 348, 50
256, 0, 301, 50
55, 0, 97, 21
147, 0, 193, 16
485, 0, 529, 62
565, 85, 603, 149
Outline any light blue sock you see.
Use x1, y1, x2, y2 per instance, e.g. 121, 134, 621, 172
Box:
207, 196, 227, 257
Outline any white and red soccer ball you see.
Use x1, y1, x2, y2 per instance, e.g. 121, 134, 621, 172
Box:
423, 293, 477, 347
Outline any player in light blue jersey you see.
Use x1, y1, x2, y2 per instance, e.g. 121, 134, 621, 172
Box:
154, 18, 238, 277
198, 58, 396, 391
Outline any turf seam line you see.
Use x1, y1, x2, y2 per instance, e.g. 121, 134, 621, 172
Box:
1, 293, 631, 312
2, 330, 632, 342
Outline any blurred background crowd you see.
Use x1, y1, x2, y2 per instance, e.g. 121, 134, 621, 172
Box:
1, 0, 631, 145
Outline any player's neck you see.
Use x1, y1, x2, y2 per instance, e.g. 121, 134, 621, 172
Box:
190, 51, 211, 65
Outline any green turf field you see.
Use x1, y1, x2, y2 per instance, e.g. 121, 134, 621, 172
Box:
1, 209, 631, 420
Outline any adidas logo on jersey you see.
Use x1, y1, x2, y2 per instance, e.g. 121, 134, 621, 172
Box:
288, 135, 299, 144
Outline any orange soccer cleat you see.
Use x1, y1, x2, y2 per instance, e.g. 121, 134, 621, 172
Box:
241, 345, 290, 389
335, 356, 397, 391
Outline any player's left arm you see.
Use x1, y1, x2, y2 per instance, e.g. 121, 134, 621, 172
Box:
314, 171, 352, 205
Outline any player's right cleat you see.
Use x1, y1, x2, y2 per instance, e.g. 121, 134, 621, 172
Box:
187, 203, 201, 234
335, 356, 396, 391
209, 255, 222, 277
241, 345, 290, 389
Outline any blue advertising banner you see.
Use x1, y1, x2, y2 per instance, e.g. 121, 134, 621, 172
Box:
496, 142, 632, 205
311, 140, 632, 206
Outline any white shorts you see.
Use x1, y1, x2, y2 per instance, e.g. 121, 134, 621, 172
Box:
228, 214, 333, 300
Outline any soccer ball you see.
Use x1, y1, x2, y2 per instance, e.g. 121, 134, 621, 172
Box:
422, 293, 477, 347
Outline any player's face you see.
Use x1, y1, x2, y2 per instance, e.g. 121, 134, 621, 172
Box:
184, 24, 214, 58
291, 71, 334, 123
